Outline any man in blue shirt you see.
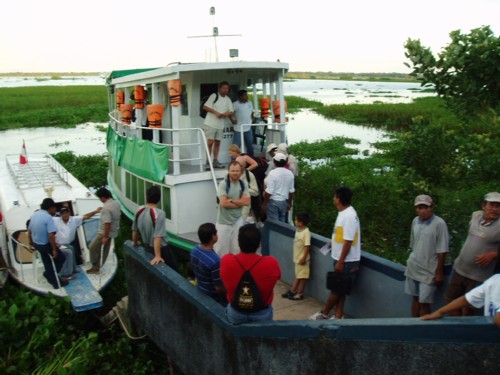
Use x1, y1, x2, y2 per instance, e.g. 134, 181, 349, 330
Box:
190, 223, 226, 304
28, 198, 67, 289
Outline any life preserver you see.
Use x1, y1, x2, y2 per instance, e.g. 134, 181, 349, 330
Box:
120, 104, 133, 124
134, 86, 145, 109
272, 100, 288, 123
116, 91, 125, 109
259, 98, 270, 118
147, 104, 164, 128
168, 80, 182, 106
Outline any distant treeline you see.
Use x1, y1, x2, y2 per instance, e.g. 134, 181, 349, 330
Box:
286, 71, 418, 82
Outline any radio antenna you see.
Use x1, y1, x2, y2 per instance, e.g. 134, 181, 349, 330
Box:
187, 7, 242, 62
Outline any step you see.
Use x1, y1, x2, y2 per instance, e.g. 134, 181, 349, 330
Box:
64, 266, 103, 311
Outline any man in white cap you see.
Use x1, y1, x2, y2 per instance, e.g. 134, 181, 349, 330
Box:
277, 143, 298, 177
404, 195, 449, 317
444, 192, 500, 316
263, 152, 295, 222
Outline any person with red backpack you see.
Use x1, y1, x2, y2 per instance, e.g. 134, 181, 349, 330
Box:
220, 224, 281, 324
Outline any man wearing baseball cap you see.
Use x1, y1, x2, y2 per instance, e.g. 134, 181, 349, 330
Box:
263, 152, 295, 222
404, 195, 450, 317
444, 192, 500, 316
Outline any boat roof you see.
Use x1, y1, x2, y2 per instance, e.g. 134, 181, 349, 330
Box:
107, 61, 289, 87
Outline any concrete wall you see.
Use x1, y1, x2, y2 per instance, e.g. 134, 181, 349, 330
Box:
124, 240, 500, 375
262, 220, 452, 318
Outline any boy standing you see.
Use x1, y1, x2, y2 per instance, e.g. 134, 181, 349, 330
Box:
282, 212, 311, 300
405, 195, 449, 317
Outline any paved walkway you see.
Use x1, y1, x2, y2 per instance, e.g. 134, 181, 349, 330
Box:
273, 280, 324, 321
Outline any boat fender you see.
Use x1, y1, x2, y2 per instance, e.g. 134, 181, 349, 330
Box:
259, 98, 270, 118
168, 80, 182, 107
146, 104, 164, 128
134, 86, 145, 109
120, 104, 133, 125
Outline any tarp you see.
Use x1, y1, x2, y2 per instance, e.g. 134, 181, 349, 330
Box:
107, 127, 169, 182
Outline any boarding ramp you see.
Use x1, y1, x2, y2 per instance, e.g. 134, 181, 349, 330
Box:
64, 265, 103, 311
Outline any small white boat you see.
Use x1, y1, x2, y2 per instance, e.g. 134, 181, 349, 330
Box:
0, 152, 118, 310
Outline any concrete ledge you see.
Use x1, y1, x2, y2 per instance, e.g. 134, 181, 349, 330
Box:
124, 241, 500, 375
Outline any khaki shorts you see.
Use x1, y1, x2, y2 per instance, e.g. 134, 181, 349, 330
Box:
295, 263, 310, 279
405, 277, 437, 304
203, 125, 224, 141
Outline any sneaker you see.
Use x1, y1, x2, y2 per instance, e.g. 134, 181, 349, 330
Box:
289, 294, 304, 301
281, 290, 295, 298
60, 275, 76, 281
205, 163, 211, 170
328, 315, 337, 320
213, 161, 225, 169
86, 267, 100, 274
308, 311, 330, 320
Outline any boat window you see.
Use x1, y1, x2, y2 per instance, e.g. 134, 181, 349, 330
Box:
82, 218, 99, 246
181, 84, 188, 116
11, 230, 34, 264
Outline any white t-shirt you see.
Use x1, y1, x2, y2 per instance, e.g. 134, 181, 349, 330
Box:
53, 216, 84, 245
465, 274, 500, 317
265, 167, 295, 202
232, 100, 253, 132
331, 206, 361, 262
204, 93, 234, 129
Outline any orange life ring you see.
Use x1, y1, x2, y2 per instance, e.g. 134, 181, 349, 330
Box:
134, 86, 145, 109
168, 80, 182, 106
259, 98, 270, 118
116, 91, 125, 109
120, 104, 133, 124
147, 104, 164, 128
272, 100, 288, 122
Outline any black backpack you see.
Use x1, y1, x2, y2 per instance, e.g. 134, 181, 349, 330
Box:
230, 256, 266, 312
200, 93, 219, 118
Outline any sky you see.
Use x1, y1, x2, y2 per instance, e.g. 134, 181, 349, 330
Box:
1, 0, 498, 74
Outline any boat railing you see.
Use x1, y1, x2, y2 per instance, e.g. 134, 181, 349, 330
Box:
239, 121, 287, 154
5, 153, 70, 188
45, 154, 70, 185
108, 113, 219, 191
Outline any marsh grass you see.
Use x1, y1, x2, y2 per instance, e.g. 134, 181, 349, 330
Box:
0, 86, 108, 130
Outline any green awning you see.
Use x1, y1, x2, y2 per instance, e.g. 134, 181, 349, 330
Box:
104, 68, 160, 86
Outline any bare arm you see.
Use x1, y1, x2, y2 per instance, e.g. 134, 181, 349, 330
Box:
476, 250, 497, 268
299, 245, 310, 265
150, 237, 165, 265
132, 230, 140, 246
434, 252, 446, 286
102, 222, 111, 245
494, 311, 500, 328
420, 296, 470, 320
82, 207, 102, 220
335, 240, 353, 272
245, 156, 258, 171
48, 232, 58, 258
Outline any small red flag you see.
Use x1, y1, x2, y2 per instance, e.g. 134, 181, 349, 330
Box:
20, 140, 28, 165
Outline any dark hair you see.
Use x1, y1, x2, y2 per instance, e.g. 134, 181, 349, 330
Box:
295, 212, 310, 226
237, 89, 247, 97
273, 159, 287, 168
238, 224, 261, 253
146, 186, 161, 204
198, 223, 217, 245
40, 198, 56, 210
335, 187, 353, 206
96, 187, 112, 199
219, 81, 230, 88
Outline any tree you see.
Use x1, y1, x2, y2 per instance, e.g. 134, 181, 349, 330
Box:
404, 26, 499, 123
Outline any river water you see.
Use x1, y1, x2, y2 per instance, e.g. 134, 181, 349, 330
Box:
0, 76, 432, 157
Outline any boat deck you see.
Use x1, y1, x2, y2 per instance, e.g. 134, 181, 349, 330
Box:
273, 280, 324, 320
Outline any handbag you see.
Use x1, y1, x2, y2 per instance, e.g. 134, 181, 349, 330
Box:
326, 271, 352, 295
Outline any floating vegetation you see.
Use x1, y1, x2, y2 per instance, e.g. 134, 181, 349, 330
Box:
49, 140, 70, 148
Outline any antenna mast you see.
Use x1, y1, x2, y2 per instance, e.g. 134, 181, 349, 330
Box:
187, 6, 242, 62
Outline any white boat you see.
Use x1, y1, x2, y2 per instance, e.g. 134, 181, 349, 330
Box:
105, 60, 289, 251
0, 153, 118, 310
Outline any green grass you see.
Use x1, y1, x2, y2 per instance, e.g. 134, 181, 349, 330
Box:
0, 86, 108, 130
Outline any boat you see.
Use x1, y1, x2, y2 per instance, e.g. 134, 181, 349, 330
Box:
0, 152, 118, 310
105, 60, 288, 251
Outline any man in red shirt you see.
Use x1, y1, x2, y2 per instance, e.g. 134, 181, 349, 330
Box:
220, 224, 281, 324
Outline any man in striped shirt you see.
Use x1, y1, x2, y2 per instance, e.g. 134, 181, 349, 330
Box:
190, 223, 226, 305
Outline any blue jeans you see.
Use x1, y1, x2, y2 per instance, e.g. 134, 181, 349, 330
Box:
59, 244, 75, 277
225, 304, 273, 324
267, 199, 288, 222
34, 243, 66, 288
233, 130, 254, 156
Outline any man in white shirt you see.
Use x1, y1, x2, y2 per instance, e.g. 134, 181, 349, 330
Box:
263, 153, 295, 223
309, 187, 361, 320
54, 206, 101, 275
203, 81, 234, 169
231, 90, 255, 156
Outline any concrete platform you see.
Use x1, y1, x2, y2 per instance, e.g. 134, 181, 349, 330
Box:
273, 280, 325, 321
